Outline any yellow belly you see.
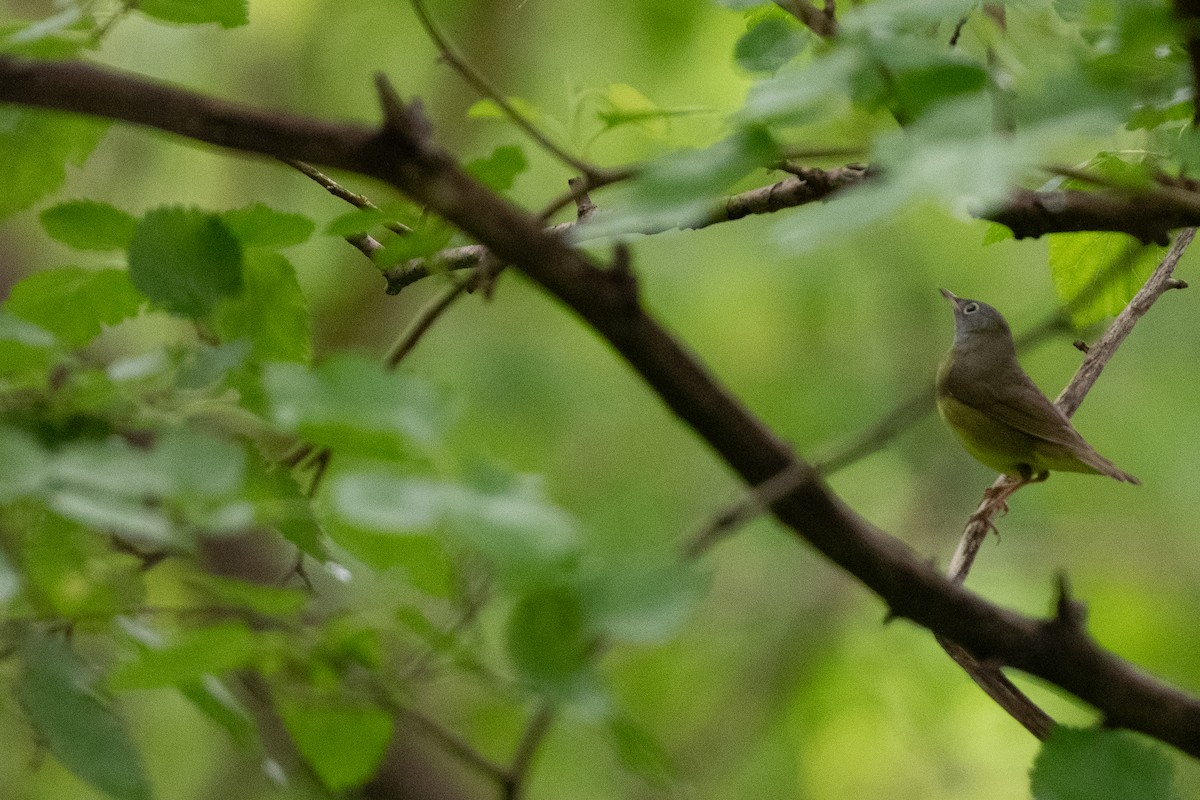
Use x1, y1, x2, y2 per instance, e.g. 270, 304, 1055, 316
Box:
936, 394, 1098, 477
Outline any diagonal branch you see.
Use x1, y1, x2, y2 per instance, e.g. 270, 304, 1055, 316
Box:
4, 55, 1200, 758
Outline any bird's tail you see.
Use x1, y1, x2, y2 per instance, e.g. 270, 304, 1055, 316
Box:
1084, 450, 1140, 485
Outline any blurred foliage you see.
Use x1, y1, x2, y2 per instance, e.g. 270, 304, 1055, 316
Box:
0, 0, 1199, 799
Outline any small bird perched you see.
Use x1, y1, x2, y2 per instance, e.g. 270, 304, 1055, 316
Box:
936, 289, 1138, 487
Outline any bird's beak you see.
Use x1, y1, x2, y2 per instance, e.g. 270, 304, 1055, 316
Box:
939, 288, 962, 308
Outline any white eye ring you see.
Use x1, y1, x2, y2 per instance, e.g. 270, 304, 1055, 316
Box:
964, 302, 979, 314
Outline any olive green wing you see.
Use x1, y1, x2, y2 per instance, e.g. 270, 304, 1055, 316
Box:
947, 364, 1086, 450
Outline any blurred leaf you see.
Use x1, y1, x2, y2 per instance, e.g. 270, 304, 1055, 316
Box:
507, 583, 592, 692
0, 107, 109, 219
329, 471, 578, 582
186, 573, 309, 615
982, 222, 1015, 245
243, 451, 327, 558
0, 426, 51, 501
735, 12, 807, 73
581, 560, 706, 644
220, 203, 314, 249
608, 714, 676, 787
213, 250, 311, 363
467, 96, 542, 122
19, 633, 151, 800
321, 513, 455, 596
20, 511, 144, 617
40, 200, 138, 251
369, 217, 455, 271
1030, 727, 1177, 800
137, 0, 249, 28
0, 548, 19, 604
466, 145, 528, 192
110, 622, 261, 690
1048, 231, 1165, 327
742, 48, 863, 124
5, 267, 144, 346
279, 698, 394, 792
1, 7, 85, 48
596, 84, 708, 137
128, 207, 244, 318
180, 675, 259, 750
263, 356, 449, 459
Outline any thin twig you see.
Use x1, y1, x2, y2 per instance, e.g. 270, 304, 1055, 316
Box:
384, 273, 477, 368
282, 158, 412, 234
399, 705, 509, 785
503, 702, 556, 800
773, 0, 837, 37
410, 0, 606, 182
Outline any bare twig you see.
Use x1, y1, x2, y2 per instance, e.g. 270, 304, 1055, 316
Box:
773, 0, 837, 37
410, 0, 606, 182
503, 702, 556, 800
283, 157, 412, 235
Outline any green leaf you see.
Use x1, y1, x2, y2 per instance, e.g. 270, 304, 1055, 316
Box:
40, 200, 138, 251
5, 267, 144, 346
1030, 727, 1177, 800
0, 548, 20, 604
608, 714, 675, 787
466, 145, 528, 192
0, 107, 109, 219
109, 622, 261, 690
279, 699, 394, 791
19, 633, 152, 800
329, 471, 578, 581
596, 84, 708, 137
213, 250, 311, 362
263, 355, 448, 458
220, 203, 314, 249
1049, 231, 1165, 327
186, 573, 309, 615
179, 676, 259, 750
0, 311, 57, 381
128, 206, 244, 318
0, 426, 51, 502
368, 217, 455, 271
734, 13, 807, 73
20, 512, 141, 618
137, 0, 248, 27
467, 96, 542, 122
581, 560, 706, 644
323, 202, 417, 237
507, 584, 592, 693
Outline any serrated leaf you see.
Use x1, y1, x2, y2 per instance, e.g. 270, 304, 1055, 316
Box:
466, 145, 528, 192
137, 0, 248, 27
40, 200, 138, 251
0, 107, 109, 219
279, 699, 394, 791
1030, 727, 1177, 800
213, 250, 310, 362
220, 203, 314, 248
6, 267, 144, 346
263, 355, 448, 458
735, 13, 807, 73
19, 633, 152, 800
507, 584, 592, 693
1049, 231, 1165, 327
128, 207, 244, 318
109, 622, 261, 690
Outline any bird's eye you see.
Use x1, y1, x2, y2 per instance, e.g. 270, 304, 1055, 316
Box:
964, 302, 979, 314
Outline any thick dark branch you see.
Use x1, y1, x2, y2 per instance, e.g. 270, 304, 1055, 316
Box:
4, 56, 1200, 757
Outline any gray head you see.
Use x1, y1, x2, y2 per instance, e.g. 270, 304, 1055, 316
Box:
939, 288, 1013, 347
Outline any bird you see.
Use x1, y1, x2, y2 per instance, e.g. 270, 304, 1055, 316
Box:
936, 288, 1138, 491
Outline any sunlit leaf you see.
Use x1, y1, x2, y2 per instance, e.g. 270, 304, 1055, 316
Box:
137, 0, 248, 28
279, 698, 394, 791
0, 107, 108, 219
110, 622, 262, 690
5, 267, 144, 346
40, 200, 138, 251
467, 96, 542, 122
1048, 231, 1165, 327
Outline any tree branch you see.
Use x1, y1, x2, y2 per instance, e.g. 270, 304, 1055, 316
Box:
4, 56, 1200, 757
